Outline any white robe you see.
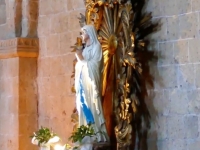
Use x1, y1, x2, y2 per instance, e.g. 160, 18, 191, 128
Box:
75, 25, 109, 142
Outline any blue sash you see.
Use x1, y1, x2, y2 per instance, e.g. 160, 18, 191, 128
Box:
79, 73, 95, 124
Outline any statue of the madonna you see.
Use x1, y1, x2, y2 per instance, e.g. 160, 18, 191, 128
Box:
75, 25, 109, 142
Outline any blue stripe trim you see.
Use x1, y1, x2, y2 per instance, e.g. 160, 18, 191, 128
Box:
79, 73, 95, 124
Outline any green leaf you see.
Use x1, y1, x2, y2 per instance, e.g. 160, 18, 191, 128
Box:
30, 126, 58, 146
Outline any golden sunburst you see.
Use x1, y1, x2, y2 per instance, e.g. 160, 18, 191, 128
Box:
98, 4, 123, 96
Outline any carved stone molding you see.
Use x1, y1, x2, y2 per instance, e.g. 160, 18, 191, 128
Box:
0, 38, 39, 59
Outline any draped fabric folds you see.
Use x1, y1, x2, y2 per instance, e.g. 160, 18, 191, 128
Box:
75, 25, 109, 142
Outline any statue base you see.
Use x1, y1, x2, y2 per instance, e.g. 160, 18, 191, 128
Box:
93, 142, 110, 150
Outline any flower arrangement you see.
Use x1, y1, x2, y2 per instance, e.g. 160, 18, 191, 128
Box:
68, 124, 95, 143
31, 126, 60, 146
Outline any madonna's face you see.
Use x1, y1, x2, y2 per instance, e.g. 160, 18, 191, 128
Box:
81, 29, 89, 42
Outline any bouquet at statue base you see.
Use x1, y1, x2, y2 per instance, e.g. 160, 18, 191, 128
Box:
31, 127, 60, 150
68, 124, 97, 150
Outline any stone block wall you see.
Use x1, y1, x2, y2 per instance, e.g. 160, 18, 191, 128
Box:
145, 0, 200, 150
37, 0, 85, 144
37, 0, 200, 149
0, 58, 19, 150
0, 0, 199, 150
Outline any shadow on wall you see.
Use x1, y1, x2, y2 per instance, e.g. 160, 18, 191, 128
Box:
134, 18, 161, 150
136, 41, 159, 150
15, 0, 39, 37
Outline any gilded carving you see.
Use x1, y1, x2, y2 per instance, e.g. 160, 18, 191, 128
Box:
72, 0, 157, 149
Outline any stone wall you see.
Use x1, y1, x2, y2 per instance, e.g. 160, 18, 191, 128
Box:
32, 0, 200, 149
0, 0, 6, 39
145, 0, 200, 150
0, 0, 6, 25
0, 0, 200, 150
0, 58, 19, 150
37, 0, 85, 144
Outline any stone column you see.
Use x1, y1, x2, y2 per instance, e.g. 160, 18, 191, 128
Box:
21, 0, 38, 37
0, 38, 39, 150
0, 0, 39, 39
0, 0, 10, 39
0, 0, 39, 149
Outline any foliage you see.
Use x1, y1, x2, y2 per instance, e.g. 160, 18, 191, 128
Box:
68, 124, 95, 143
30, 126, 57, 146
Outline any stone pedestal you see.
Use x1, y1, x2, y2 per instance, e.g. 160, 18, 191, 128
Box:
93, 142, 110, 150
0, 38, 39, 150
